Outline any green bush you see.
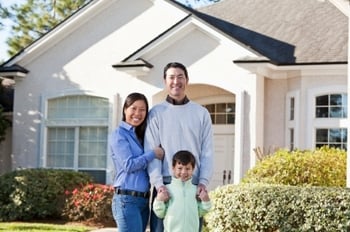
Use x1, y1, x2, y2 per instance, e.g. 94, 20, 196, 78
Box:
63, 183, 114, 226
0, 168, 92, 221
242, 146, 346, 187
205, 184, 350, 232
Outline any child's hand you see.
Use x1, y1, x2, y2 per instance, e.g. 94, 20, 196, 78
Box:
156, 186, 170, 202
198, 189, 210, 202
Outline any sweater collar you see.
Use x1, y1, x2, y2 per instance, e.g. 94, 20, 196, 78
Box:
166, 95, 189, 105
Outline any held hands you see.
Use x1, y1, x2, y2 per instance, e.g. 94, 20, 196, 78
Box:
154, 147, 164, 160
197, 183, 210, 202
156, 185, 170, 202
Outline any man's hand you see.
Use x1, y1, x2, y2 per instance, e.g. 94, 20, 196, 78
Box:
198, 188, 210, 202
156, 185, 170, 202
196, 183, 207, 196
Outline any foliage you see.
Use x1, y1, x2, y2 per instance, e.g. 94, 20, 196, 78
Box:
1, 0, 92, 57
63, 183, 114, 226
205, 184, 350, 232
0, 107, 11, 143
242, 146, 346, 187
0, 222, 94, 232
0, 168, 92, 221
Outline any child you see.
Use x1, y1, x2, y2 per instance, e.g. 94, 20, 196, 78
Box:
153, 150, 211, 232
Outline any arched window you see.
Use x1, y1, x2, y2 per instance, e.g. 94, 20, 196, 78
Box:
45, 95, 109, 183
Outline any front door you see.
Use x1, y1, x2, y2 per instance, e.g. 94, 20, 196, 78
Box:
208, 125, 234, 190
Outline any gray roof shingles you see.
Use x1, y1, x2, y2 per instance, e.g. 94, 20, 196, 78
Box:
193, 0, 348, 64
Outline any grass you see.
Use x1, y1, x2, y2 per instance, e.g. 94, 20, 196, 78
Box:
0, 222, 98, 232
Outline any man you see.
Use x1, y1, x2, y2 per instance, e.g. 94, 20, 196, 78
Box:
145, 62, 214, 232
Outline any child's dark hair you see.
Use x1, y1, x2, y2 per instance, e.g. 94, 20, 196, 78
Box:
172, 150, 196, 168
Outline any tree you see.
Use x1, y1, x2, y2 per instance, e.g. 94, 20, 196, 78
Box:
0, 79, 13, 143
0, 107, 11, 143
2, 0, 92, 57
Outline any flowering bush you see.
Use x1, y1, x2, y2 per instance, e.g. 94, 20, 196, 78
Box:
63, 183, 114, 225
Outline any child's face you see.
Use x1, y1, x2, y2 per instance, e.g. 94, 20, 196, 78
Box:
172, 162, 194, 182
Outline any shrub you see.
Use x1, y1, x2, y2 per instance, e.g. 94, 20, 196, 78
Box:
0, 168, 92, 221
205, 184, 350, 232
242, 146, 346, 187
63, 183, 114, 226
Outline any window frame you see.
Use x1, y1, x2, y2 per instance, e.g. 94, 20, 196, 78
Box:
306, 85, 347, 150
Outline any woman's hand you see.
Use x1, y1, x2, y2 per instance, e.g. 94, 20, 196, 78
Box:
154, 147, 164, 160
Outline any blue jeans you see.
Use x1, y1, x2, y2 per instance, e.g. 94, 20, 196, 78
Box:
112, 193, 150, 232
150, 187, 203, 232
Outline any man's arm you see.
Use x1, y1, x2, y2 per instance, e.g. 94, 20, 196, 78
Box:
145, 109, 164, 189
198, 109, 214, 188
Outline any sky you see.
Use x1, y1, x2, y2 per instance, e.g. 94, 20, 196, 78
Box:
0, 0, 213, 63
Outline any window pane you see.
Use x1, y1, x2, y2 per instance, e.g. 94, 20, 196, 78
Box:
330, 94, 342, 106
329, 107, 342, 118
316, 107, 328, 118
205, 104, 215, 113
329, 129, 341, 142
216, 103, 226, 113
216, 115, 226, 124
47, 128, 74, 168
227, 103, 235, 113
316, 95, 328, 106
227, 113, 235, 124
78, 127, 107, 168
316, 129, 328, 142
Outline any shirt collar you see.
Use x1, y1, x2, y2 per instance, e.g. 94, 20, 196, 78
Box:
166, 95, 189, 105
120, 121, 135, 131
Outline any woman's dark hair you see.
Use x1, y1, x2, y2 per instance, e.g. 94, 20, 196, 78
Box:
122, 92, 149, 143
163, 62, 189, 80
172, 150, 196, 168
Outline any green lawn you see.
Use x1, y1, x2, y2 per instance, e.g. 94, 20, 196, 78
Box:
0, 222, 97, 232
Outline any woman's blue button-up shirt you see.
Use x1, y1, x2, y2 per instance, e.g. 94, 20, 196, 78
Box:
110, 121, 155, 192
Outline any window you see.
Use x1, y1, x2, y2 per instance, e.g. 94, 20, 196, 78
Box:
315, 128, 347, 150
45, 95, 109, 183
289, 128, 294, 151
286, 91, 299, 150
204, 103, 235, 124
315, 94, 347, 118
313, 93, 347, 151
289, 97, 295, 121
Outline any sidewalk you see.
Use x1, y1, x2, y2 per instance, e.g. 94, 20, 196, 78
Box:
90, 228, 117, 232
90, 227, 150, 232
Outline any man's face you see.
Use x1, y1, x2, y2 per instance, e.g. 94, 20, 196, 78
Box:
164, 67, 188, 101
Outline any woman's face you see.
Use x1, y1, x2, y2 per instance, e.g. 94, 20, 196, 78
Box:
124, 99, 147, 127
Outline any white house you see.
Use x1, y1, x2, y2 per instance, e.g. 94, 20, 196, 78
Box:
0, 0, 348, 190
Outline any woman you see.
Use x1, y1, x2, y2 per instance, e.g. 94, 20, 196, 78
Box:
110, 92, 164, 232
